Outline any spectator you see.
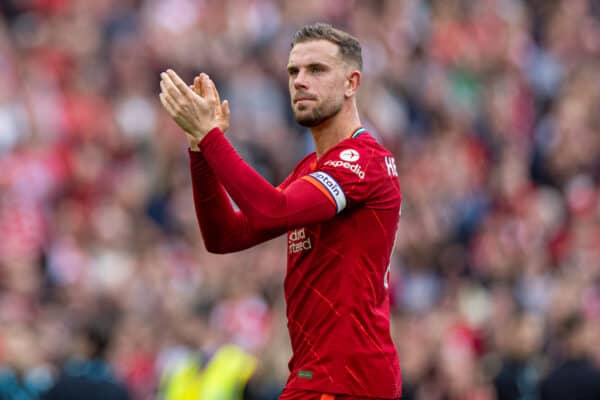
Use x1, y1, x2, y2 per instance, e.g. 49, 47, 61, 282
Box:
540, 313, 600, 400
41, 301, 131, 400
494, 312, 544, 400
0, 323, 52, 400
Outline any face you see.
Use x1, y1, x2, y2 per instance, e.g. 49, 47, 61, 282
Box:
287, 40, 350, 127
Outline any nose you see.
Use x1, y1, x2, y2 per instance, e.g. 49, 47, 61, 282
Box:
293, 69, 308, 90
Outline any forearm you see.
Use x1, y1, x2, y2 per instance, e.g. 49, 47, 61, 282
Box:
198, 128, 335, 231
189, 151, 284, 253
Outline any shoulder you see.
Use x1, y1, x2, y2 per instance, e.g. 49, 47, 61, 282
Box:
295, 151, 316, 166
354, 132, 395, 159
278, 152, 316, 190
318, 132, 397, 180
292, 152, 317, 174
310, 132, 400, 207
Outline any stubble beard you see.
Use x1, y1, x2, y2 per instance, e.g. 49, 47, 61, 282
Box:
294, 98, 343, 127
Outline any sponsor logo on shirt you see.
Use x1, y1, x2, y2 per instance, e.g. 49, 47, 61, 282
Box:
340, 149, 360, 162
288, 227, 312, 254
323, 160, 365, 180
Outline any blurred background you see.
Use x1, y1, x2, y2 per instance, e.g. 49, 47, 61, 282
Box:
1, 0, 600, 399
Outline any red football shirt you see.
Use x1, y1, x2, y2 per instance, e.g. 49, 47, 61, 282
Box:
278, 130, 402, 398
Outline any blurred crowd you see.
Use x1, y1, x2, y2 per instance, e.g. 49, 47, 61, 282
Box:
1, 0, 600, 399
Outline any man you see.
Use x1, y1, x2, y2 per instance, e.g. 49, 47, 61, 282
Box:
159, 23, 402, 400
539, 313, 600, 400
493, 313, 543, 400
42, 313, 131, 400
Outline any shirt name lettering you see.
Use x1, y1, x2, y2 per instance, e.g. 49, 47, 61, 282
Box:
385, 156, 398, 177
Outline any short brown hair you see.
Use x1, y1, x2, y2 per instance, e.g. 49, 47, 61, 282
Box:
291, 23, 363, 71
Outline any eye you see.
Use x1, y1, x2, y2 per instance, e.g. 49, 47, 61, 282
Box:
309, 65, 324, 73
288, 67, 298, 77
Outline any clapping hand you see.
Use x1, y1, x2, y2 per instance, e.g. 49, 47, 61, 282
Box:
159, 69, 229, 150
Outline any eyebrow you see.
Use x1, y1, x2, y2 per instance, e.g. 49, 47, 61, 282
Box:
307, 62, 329, 70
287, 62, 330, 74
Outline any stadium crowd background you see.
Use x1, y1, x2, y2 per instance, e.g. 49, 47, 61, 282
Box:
1, 0, 600, 399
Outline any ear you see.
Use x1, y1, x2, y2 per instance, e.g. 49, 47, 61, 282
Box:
344, 70, 361, 99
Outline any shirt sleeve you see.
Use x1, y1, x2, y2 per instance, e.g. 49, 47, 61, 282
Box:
197, 128, 337, 234
189, 150, 286, 253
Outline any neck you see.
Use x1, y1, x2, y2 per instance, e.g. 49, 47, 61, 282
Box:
310, 102, 362, 159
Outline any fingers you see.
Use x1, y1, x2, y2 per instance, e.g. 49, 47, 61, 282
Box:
159, 92, 178, 117
159, 79, 176, 112
189, 73, 221, 107
159, 78, 171, 97
202, 75, 216, 104
193, 74, 206, 97
192, 77, 201, 95
222, 99, 230, 118
160, 73, 186, 109
159, 94, 173, 116
166, 69, 195, 99
160, 72, 177, 95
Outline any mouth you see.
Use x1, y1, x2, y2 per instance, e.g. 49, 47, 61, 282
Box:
293, 96, 316, 104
